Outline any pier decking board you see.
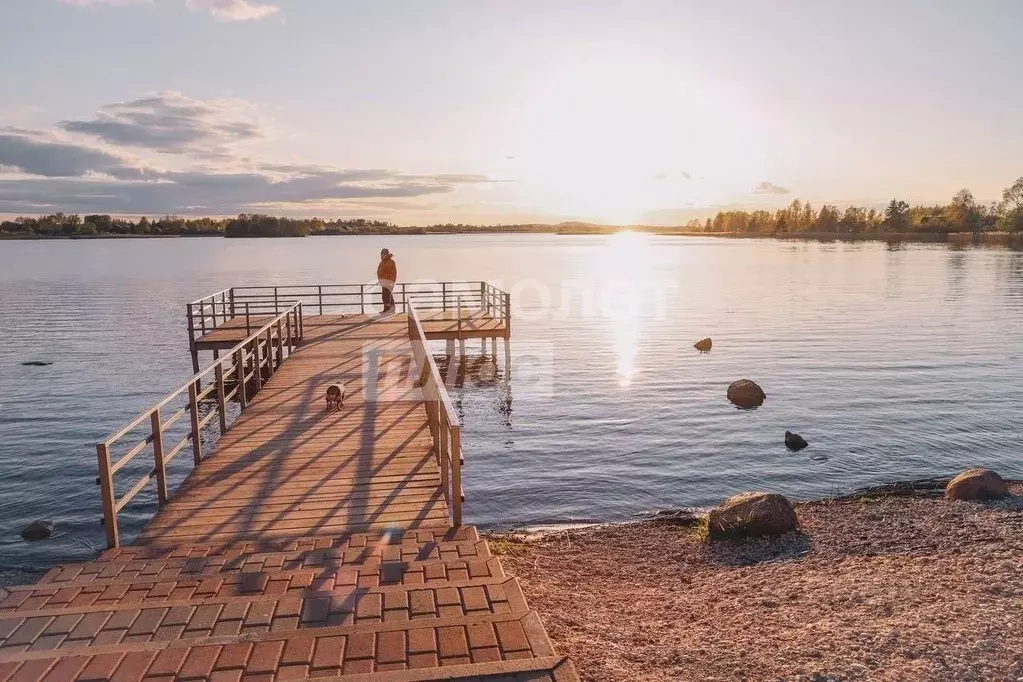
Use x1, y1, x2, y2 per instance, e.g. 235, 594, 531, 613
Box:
195, 310, 507, 351
2, 307, 578, 681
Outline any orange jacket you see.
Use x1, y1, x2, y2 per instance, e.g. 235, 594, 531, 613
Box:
377, 257, 397, 283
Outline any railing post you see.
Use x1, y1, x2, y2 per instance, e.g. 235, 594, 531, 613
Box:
215, 361, 227, 433
318, 285, 324, 315
275, 319, 284, 367
451, 426, 462, 526
266, 329, 275, 374
96, 443, 119, 548
480, 281, 485, 312
151, 409, 168, 506
439, 416, 450, 507
235, 347, 248, 409
360, 284, 365, 315
285, 311, 293, 355
229, 287, 236, 316
188, 381, 202, 465
504, 292, 511, 335
274, 287, 280, 314
187, 305, 199, 374
245, 302, 251, 336
442, 282, 447, 311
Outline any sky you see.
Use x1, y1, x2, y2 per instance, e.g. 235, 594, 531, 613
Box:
1, 0, 1021, 225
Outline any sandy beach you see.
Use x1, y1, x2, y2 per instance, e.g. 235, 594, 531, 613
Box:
493, 484, 1023, 681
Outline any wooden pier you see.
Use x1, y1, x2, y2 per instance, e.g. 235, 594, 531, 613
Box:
0, 282, 579, 681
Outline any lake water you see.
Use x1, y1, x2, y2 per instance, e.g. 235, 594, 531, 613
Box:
2, 234, 1023, 570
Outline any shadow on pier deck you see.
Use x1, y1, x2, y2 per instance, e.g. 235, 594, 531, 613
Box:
0, 283, 579, 681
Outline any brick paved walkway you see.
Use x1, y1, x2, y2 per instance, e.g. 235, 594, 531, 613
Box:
0, 316, 577, 681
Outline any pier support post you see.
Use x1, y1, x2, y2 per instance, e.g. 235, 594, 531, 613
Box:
446, 339, 455, 359
491, 337, 497, 358
504, 337, 511, 380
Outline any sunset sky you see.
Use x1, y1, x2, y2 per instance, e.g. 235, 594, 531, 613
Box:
1, 1, 1021, 224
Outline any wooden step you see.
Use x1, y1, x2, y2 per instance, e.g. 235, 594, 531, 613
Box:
0, 559, 507, 616
36, 540, 491, 588
0, 611, 563, 679
99, 527, 479, 561
0, 578, 531, 655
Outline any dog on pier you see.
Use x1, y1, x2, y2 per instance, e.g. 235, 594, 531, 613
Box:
325, 383, 346, 411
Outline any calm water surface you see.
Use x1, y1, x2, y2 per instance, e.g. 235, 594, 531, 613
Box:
2, 235, 1023, 569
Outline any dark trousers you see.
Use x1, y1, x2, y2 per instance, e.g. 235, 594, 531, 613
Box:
381, 286, 394, 311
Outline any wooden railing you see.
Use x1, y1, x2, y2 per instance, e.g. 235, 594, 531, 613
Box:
96, 303, 305, 548
407, 301, 464, 525
187, 282, 511, 341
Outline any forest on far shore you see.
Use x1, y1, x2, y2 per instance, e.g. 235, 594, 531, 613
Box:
3, 178, 1022, 240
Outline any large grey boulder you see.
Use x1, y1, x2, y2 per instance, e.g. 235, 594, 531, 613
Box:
21, 521, 55, 541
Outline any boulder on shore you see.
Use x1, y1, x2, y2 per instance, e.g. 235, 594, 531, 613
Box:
727, 379, 766, 408
694, 338, 713, 352
945, 468, 1009, 501
707, 492, 798, 538
21, 520, 55, 541
785, 431, 809, 451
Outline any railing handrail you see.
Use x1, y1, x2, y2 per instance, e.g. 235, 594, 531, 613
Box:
102, 302, 302, 447
407, 301, 461, 429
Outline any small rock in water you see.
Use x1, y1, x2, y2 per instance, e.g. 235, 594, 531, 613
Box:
810, 454, 829, 462
21, 361, 53, 367
21, 520, 55, 541
945, 468, 1009, 501
727, 379, 766, 408
693, 337, 712, 352
785, 430, 809, 451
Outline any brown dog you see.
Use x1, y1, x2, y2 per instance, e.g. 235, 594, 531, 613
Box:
325, 383, 346, 411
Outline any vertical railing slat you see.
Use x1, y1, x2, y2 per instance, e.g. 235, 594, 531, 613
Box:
188, 381, 202, 465
96, 443, 119, 548
151, 409, 168, 506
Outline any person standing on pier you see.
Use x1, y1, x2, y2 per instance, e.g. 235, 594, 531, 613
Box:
377, 248, 397, 313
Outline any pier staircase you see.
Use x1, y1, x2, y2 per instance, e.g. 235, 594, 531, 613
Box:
0, 526, 577, 680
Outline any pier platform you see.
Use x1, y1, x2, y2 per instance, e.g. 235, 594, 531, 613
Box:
0, 283, 578, 681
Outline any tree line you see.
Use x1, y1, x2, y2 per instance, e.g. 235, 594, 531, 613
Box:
3, 177, 1021, 239
688, 178, 1023, 236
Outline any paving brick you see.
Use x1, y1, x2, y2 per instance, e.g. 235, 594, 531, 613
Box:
7, 618, 53, 646
467, 622, 498, 649
462, 586, 490, 612
408, 653, 439, 669
341, 659, 374, 675
495, 620, 531, 653
109, 651, 157, 682
345, 632, 375, 661
245, 640, 284, 675
78, 653, 124, 681
186, 604, 222, 632
471, 646, 503, 663
438, 626, 469, 659
40, 655, 88, 681
242, 602, 274, 628
126, 608, 166, 637
44, 615, 83, 637
376, 630, 406, 664
214, 643, 252, 671
68, 613, 110, 641
10, 658, 56, 682
280, 636, 314, 667
103, 610, 139, 632
355, 593, 382, 621
409, 590, 436, 616
147, 647, 189, 677
311, 636, 344, 670
178, 645, 221, 680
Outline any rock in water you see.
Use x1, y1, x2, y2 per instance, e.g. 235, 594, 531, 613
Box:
785, 431, 809, 451
694, 338, 712, 352
727, 379, 766, 408
21, 361, 52, 367
945, 468, 1009, 501
21, 520, 55, 541
707, 492, 797, 538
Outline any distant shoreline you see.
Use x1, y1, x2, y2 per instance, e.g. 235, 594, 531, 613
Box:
1, 229, 1015, 246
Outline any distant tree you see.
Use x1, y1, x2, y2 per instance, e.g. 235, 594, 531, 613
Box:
883, 199, 910, 230
948, 188, 980, 230
136, 216, 152, 234
1002, 176, 1023, 211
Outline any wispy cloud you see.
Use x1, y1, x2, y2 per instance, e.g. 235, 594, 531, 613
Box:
184, 0, 277, 21
56, 0, 279, 21
0, 94, 493, 215
59, 92, 264, 159
751, 181, 791, 195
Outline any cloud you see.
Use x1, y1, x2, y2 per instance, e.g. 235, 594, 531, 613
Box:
0, 130, 148, 179
751, 181, 791, 195
59, 92, 263, 159
58, 0, 151, 6
184, 0, 278, 21
680, 171, 692, 180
